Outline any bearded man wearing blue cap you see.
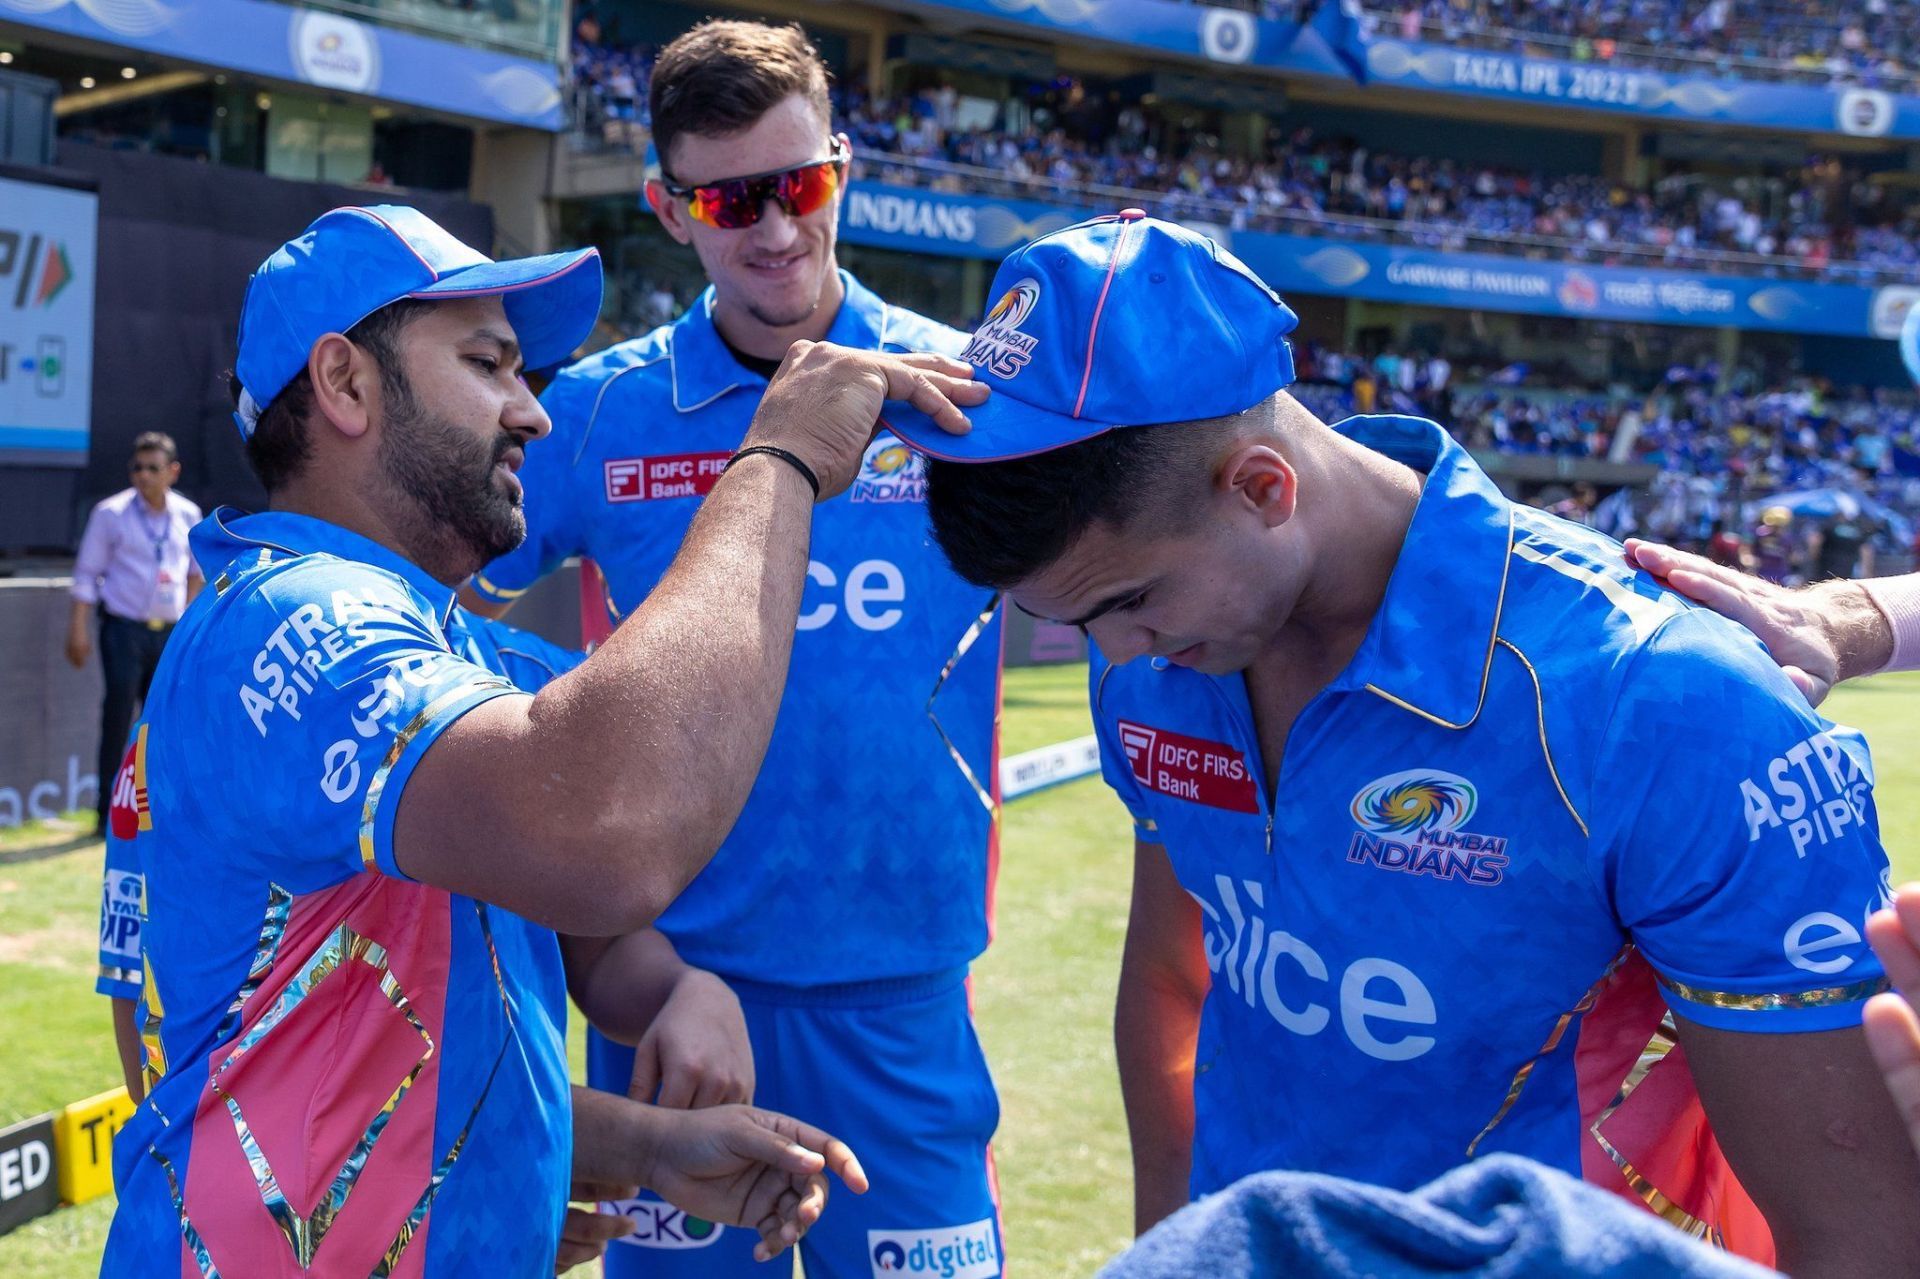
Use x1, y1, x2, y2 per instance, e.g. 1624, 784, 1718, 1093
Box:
899, 210, 1918, 1276
101, 204, 982, 1277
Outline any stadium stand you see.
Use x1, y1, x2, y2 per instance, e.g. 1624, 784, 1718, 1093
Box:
553, 4, 1920, 565
1381, 0, 1920, 91
562, 31, 1920, 285
841, 89, 1919, 283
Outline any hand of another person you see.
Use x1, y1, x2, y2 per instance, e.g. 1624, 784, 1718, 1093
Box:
1623, 539, 1889, 705
644, 1104, 867, 1263
745, 343, 983, 499
65, 625, 92, 670
630, 968, 754, 1109
554, 1180, 638, 1274
1865, 884, 1920, 1161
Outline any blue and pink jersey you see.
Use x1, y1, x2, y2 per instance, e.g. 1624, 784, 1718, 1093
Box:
1093, 416, 1891, 1264
103, 510, 570, 1278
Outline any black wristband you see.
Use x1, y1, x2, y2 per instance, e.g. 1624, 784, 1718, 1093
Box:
726, 445, 820, 500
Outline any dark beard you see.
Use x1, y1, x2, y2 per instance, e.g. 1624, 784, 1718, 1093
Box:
376, 374, 526, 575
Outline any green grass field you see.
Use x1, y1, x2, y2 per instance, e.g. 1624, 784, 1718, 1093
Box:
2, 665, 1915, 1276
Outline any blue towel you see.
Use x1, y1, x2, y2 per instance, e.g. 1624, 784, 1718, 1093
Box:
1099, 1155, 1779, 1279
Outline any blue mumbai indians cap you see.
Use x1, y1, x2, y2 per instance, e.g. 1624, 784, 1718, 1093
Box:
232, 205, 604, 437
882, 210, 1297, 462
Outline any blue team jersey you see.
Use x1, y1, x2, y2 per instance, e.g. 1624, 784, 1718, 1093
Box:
103, 510, 572, 1278
92, 612, 580, 1011
448, 608, 586, 693
1093, 416, 1889, 1251
473, 273, 1003, 986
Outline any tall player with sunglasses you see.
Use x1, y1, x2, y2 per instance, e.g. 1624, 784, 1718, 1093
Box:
463, 21, 1007, 1279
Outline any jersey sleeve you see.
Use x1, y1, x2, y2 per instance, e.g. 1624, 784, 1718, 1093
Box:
96, 828, 144, 1000
1590, 608, 1890, 1033
213, 560, 524, 891
1090, 654, 1158, 842
471, 368, 595, 605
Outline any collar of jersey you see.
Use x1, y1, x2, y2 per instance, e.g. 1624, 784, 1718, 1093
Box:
1321, 415, 1514, 730
193, 506, 461, 625
669, 270, 889, 413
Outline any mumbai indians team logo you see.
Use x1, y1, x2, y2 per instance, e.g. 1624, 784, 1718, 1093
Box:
851, 433, 927, 503
1346, 769, 1508, 886
960, 277, 1042, 379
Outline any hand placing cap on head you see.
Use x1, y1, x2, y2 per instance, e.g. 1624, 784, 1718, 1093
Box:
231, 205, 604, 438
881, 209, 1297, 463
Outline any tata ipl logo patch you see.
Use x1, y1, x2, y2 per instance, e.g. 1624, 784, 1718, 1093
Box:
960, 277, 1041, 379
1346, 769, 1508, 886
852, 433, 927, 503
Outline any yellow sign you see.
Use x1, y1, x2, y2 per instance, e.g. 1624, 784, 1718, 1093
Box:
53, 1087, 134, 1205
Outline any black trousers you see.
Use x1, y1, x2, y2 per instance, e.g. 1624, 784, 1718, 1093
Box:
96, 612, 172, 827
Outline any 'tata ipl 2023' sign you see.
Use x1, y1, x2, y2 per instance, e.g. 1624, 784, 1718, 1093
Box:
917, 0, 1920, 140
0, 176, 97, 467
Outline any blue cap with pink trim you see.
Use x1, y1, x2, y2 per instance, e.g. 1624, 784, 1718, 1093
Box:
232, 204, 603, 438
882, 210, 1296, 462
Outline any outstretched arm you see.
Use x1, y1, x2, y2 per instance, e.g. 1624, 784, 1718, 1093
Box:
395, 347, 984, 934
1623, 540, 1908, 703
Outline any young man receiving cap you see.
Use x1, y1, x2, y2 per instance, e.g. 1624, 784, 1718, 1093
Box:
464, 23, 1008, 1278
103, 205, 981, 1276
893, 210, 1919, 1275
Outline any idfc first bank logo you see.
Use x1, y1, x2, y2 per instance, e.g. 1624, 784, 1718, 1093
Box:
1346, 768, 1510, 886
868, 1219, 1000, 1279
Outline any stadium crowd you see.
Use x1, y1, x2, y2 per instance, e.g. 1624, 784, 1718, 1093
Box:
560, 15, 1920, 284
841, 83, 1920, 283
1384, 0, 1920, 91
1287, 344, 1920, 577
567, 14, 653, 147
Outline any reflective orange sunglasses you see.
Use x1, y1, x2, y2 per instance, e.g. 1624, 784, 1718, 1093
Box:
661, 138, 849, 230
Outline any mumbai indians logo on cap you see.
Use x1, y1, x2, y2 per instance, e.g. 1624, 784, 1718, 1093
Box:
851, 433, 927, 503
961, 277, 1042, 380
1350, 769, 1477, 836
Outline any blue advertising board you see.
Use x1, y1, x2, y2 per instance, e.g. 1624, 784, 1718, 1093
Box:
0, 0, 562, 130
840, 181, 1905, 337
1358, 39, 1915, 140
899, 0, 1920, 141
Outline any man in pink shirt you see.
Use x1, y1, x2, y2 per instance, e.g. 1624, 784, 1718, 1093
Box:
66, 431, 204, 831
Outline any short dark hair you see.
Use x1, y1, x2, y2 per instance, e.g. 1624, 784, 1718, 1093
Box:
927, 420, 1240, 590
131, 432, 177, 463
650, 20, 832, 178
230, 299, 431, 492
